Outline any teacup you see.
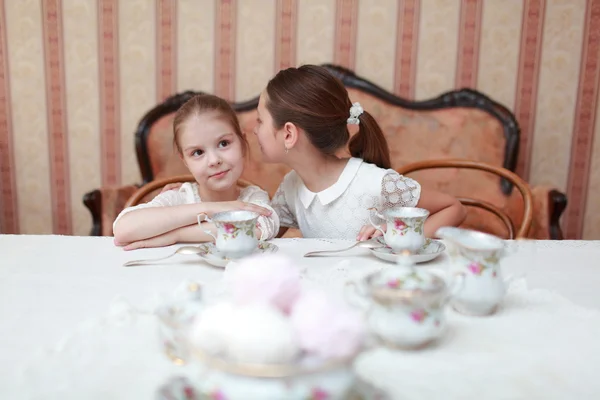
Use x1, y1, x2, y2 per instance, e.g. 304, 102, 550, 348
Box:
369, 207, 429, 253
436, 227, 515, 316
346, 265, 460, 349
197, 210, 259, 259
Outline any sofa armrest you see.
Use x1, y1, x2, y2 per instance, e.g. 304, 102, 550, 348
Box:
83, 185, 139, 236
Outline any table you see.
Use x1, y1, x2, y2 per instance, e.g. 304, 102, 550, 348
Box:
1, 235, 600, 398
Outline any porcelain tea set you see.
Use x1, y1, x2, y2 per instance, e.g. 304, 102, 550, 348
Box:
347, 206, 516, 349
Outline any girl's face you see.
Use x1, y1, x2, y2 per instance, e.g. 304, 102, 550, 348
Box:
178, 113, 245, 192
253, 92, 286, 163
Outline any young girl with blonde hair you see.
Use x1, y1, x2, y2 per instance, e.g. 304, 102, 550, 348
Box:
113, 94, 279, 250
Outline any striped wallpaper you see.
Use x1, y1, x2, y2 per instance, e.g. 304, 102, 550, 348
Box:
0, 0, 598, 239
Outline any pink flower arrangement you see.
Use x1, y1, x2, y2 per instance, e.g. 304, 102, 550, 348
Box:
290, 289, 365, 359
226, 254, 302, 313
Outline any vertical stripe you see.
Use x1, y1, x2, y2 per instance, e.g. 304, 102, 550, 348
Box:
514, 0, 545, 179
565, 0, 600, 239
177, 0, 215, 93
275, 0, 297, 71
355, 0, 397, 90
42, 0, 72, 234
119, 0, 155, 185
156, 0, 177, 101
296, 0, 335, 65
455, 0, 483, 88
529, 0, 586, 193
64, 0, 101, 236
333, 0, 358, 70
0, 0, 18, 233
393, 0, 420, 98
236, 1, 275, 101
215, 0, 236, 100
583, 72, 600, 239
477, 0, 523, 110
98, 0, 120, 187
414, 0, 461, 99
6, 0, 52, 234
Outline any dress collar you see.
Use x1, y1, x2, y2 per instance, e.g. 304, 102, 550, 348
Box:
298, 158, 363, 208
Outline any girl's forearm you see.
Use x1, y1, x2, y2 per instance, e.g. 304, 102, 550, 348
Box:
424, 203, 467, 238
120, 223, 216, 250
114, 203, 210, 244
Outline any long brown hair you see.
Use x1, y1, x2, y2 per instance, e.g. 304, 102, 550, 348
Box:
172, 94, 248, 155
265, 65, 391, 169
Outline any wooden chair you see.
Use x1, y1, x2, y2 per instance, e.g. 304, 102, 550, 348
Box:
124, 175, 252, 208
397, 159, 533, 239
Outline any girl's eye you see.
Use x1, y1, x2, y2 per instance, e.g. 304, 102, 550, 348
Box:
256, 118, 262, 124
218, 140, 230, 148
191, 149, 204, 157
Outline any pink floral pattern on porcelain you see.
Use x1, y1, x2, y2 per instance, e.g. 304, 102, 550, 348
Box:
217, 220, 254, 241
309, 387, 329, 400
389, 217, 424, 237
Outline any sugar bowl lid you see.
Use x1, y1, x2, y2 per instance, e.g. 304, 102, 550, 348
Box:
365, 264, 447, 303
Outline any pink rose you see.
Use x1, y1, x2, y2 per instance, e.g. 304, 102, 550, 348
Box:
410, 309, 427, 322
223, 223, 235, 233
394, 219, 406, 230
226, 254, 301, 313
290, 289, 365, 359
468, 262, 483, 275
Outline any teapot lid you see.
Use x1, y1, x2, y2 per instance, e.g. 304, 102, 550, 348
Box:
372, 267, 443, 292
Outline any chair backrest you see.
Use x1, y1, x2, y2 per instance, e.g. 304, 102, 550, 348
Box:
133, 65, 519, 199
124, 175, 252, 208
397, 159, 533, 239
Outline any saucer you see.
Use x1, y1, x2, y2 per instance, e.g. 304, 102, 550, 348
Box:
370, 237, 446, 264
196, 242, 279, 268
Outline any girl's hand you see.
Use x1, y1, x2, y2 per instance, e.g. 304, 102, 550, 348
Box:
121, 230, 178, 251
203, 201, 272, 217
357, 223, 386, 241
160, 182, 184, 194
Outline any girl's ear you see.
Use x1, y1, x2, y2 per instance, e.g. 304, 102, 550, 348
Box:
282, 122, 300, 150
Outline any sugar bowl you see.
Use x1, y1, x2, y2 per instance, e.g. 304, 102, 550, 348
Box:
346, 262, 459, 349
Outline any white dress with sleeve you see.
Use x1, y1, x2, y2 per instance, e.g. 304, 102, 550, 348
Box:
271, 158, 421, 240
113, 182, 280, 241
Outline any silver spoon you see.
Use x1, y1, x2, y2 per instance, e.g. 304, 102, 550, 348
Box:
122, 246, 204, 267
303, 240, 384, 257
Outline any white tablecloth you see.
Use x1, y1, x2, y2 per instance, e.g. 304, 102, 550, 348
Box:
1, 235, 600, 399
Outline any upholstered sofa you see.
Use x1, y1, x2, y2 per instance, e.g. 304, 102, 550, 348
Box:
83, 64, 566, 239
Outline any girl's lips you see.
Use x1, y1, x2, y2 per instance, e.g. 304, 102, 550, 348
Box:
210, 169, 230, 179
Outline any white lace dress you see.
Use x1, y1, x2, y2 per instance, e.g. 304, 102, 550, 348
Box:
113, 183, 280, 240
271, 157, 421, 239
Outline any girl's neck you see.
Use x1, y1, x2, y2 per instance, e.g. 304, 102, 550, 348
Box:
288, 152, 349, 193
196, 183, 240, 202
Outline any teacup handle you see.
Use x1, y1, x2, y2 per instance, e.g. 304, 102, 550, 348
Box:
197, 213, 217, 241
367, 208, 385, 236
344, 281, 371, 312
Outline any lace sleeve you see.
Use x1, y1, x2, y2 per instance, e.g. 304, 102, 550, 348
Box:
381, 170, 421, 209
240, 186, 280, 241
112, 189, 189, 230
271, 184, 299, 229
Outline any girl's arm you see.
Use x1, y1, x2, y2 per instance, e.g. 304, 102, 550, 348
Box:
358, 172, 466, 241
416, 187, 467, 237
118, 223, 217, 251
113, 191, 271, 245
